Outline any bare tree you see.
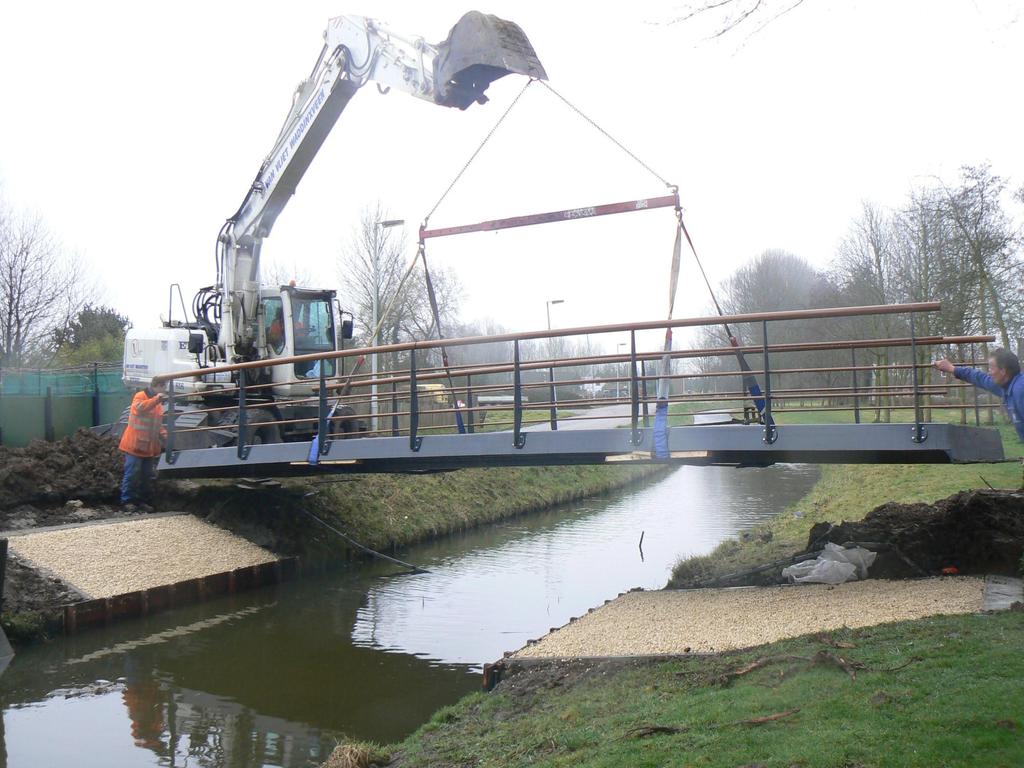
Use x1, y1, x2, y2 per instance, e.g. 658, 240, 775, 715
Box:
262, 258, 315, 288
0, 202, 91, 367
938, 164, 1021, 350
668, 0, 808, 38
337, 202, 462, 369
828, 169, 1023, 424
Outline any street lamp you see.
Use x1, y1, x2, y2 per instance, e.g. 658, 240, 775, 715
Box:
545, 299, 564, 331
372, 219, 404, 433
545, 299, 565, 430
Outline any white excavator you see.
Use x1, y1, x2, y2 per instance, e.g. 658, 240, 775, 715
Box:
121, 11, 545, 445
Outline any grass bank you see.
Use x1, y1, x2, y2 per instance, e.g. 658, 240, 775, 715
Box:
311, 464, 664, 552
391, 612, 1024, 768
184, 464, 667, 567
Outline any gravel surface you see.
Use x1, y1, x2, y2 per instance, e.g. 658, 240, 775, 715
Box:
515, 577, 986, 658
8, 515, 277, 600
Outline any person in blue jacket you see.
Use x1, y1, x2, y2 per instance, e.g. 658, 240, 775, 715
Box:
934, 348, 1023, 441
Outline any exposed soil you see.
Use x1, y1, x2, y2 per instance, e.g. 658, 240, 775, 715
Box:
0, 431, 351, 556
4, 553, 85, 615
0, 431, 272, 639
805, 489, 1024, 578
0, 430, 123, 514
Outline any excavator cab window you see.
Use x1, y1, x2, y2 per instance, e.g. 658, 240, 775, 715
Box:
292, 296, 336, 378
262, 297, 286, 355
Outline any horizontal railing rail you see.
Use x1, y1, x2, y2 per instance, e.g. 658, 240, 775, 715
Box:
152, 301, 1005, 466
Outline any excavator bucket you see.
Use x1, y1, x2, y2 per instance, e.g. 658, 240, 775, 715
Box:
434, 11, 547, 110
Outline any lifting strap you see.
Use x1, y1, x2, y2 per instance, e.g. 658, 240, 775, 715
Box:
417, 76, 685, 449
681, 219, 771, 423
418, 242, 466, 433
652, 207, 683, 458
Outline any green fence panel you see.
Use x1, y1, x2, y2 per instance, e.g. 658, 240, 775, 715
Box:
1, 368, 124, 396
52, 397, 91, 440
0, 395, 47, 447
0, 368, 134, 446
99, 393, 133, 425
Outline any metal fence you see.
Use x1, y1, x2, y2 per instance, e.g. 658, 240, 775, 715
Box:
0, 363, 131, 446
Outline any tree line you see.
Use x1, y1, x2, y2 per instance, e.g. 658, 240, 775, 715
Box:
0, 196, 129, 369
690, 164, 1023, 420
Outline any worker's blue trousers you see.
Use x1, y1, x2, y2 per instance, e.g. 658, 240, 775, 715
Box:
120, 454, 157, 504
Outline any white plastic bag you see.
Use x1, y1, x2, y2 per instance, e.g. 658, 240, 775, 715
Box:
780, 560, 819, 582
789, 558, 858, 584
782, 543, 876, 585
820, 542, 876, 579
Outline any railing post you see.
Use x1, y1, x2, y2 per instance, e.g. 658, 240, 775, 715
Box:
409, 350, 421, 451
629, 330, 641, 445
44, 386, 54, 442
237, 374, 250, 460
318, 362, 330, 456
973, 374, 981, 427
640, 359, 650, 428
761, 320, 777, 444
513, 340, 526, 449
0, 538, 7, 615
466, 374, 475, 434
91, 362, 101, 427
909, 314, 925, 443
851, 348, 860, 424
391, 380, 399, 437
547, 364, 558, 431
164, 385, 177, 465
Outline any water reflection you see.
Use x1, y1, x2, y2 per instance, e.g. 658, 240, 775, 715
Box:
0, 464, 817, 767
351, 464, 819, 665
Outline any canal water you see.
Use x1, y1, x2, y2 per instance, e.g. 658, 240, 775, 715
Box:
0, 464, 818, 768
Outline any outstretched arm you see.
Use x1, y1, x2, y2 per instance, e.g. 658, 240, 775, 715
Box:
934, 358, 1004, 396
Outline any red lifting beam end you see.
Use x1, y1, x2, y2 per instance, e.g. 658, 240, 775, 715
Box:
419, 193, 680, 240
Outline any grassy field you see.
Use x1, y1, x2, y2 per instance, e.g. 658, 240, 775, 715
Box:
391, 612, 1024, 768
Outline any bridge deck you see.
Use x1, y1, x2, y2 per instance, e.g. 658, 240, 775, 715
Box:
157, 422, 1004, 478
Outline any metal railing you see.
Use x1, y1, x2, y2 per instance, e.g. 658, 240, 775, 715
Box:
154, 302, 1001, 464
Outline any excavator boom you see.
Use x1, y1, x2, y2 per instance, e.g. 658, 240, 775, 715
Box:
216, 11, 546, 361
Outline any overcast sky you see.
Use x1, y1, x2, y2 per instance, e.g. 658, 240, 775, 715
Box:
0, 0, 1020, 352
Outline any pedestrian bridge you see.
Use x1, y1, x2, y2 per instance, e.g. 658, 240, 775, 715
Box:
154, 302, 1006, 478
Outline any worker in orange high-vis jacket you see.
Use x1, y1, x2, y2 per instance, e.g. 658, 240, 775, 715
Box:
119, 377, 168, 509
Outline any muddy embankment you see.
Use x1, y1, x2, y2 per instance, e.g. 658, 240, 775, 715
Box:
673, 488, 1024, 590
804, 489, 1024, 578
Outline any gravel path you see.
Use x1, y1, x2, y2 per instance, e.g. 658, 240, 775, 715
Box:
515, 577, 986, 658
8, 515, 277, 600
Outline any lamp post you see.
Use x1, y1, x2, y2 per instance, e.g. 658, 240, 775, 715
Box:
372, 219, 404, 433
616, 342, 628, 401
545, 299, 564, 430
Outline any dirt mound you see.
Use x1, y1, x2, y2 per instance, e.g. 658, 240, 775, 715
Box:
0, 430, 123, 511
805, 490, 1024, 578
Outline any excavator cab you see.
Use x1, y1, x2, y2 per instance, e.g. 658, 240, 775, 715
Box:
259, 287, 340, 390
434, 11, 547, 109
